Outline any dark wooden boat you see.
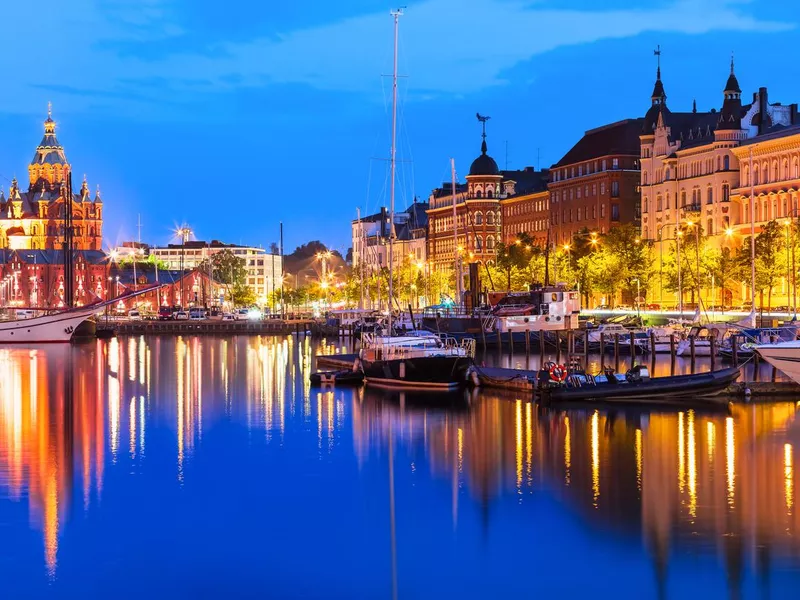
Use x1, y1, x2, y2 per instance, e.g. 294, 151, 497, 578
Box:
309, 370, 364, 386
539, 365, 740, 405
361, 355, 473, 390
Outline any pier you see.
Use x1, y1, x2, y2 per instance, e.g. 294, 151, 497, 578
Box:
114, 319, 314, 336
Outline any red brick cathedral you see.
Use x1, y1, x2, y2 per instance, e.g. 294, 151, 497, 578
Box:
0, 105, 103, 250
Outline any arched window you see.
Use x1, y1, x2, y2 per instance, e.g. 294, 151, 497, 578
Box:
723, 155, 730, 171
475, 237, 483, 251
656, 195, 662, 211
486, 188, 493, 199
644, 198, 649, 212
707, 187, 713, 204
743, 165, 749, 186
794, 158, 799, 179
31, 225, 38, 235
753, 166, 760, 185
784, 160, 790, 180
717, 156, 721, 171
643, 172, 648, 185
665, 168, 671, 181
486, 212, 495, 226
486, 236, 495, 250
773, 161, 779, 181
707, 219, 714, 236
722, 184, 730, 202
474, 211, 483, 225
681, 191, 686, 207
475, 190, 482, 199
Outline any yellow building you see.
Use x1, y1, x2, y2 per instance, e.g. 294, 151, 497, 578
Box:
0, 106, 103, 250
640, 59, 798, 305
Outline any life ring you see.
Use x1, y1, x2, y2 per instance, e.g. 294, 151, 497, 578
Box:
549, 363, 567, 382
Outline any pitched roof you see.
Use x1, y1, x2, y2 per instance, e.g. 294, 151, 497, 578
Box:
553, 119, 644, 167
500, 167, 549, 196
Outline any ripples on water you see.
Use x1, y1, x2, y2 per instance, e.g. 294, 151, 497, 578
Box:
0, 335, 799, 598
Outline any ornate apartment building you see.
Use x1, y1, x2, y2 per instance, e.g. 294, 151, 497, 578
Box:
640, 59, 798, 302
0, 106, 103, 251
499, 167, 550, 246
549, 119, 643, 246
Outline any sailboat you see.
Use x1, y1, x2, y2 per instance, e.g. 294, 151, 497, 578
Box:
358, 9, 474, 390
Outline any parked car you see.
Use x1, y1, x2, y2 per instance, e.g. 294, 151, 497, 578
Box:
158, 307, 173, 321
615, 304, 633, 311
774, 306, 795, 313
234, 308, 250, 321
707, 304, 730, 312
173, 310, 189, 321
127, 309, 142, 321
221, 312, 235, 321
646, 303, 661, 311
189, 307, 206, 320
595, 304, 611, 311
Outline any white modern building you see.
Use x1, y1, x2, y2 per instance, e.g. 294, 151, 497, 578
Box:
149, 240, 282, 304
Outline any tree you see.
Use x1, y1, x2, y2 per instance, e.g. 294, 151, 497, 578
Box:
494, 233, 535, 291
737, 220, 787, 309
704, 246, 741, 307
232, 282, 256, 307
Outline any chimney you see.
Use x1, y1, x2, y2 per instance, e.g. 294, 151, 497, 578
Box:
380, 206, 387, 239
759, 87, 769, 135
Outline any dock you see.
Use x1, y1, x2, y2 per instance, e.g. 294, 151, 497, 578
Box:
115, 319, 314, 336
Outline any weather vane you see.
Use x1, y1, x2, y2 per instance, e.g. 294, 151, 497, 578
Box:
476, 113, 491, 140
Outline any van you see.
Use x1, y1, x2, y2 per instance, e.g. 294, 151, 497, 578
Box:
189, 307, 206, 320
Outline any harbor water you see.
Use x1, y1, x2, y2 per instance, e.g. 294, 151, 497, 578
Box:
1, 335, 799, 598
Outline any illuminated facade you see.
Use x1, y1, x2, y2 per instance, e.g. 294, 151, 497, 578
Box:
498, 168, 550, 246
549, 119, 643, 246
351, 203, 428, 271
0, 106, 103, 251
640, 60, 799, 303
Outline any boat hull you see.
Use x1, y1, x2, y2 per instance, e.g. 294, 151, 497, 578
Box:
542, 367, 740, 405
0, 308, 101, 343
756, 342, 800, 384
362, 355, 472, 390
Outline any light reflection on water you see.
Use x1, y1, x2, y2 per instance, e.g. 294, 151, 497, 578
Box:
0, 336, 798, 597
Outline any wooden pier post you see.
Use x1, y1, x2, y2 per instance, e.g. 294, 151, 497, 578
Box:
669, 334, 676, 376
509, 329, 514, 355
614, 334, 620, 372
583, 330, 589, 363
649, 331, 656, 372
556, 332, 562, 363
629, 331, 636, 363
689, 336, 696, 373
539, 331, 546, 358
524, 329, 531, 357
480, 323, 487, 351
600, 333, 605, 370
710, 335, 716, 372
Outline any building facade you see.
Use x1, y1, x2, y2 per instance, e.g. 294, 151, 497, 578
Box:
426, 135, 508, 271
639, 59, 798, 303
0, 106, 103, 251
351, 202, 428, 271
549, 119, 643, 246
498, 167, 550, 246
149, 240, 281, 304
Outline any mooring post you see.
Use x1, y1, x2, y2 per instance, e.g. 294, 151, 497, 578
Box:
669, 333, 676, 376
690, 336, 696, 373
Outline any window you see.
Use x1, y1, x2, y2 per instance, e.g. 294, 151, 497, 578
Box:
475, 237, 483, 251
475, 212, 483, 225
611, 204, 620, 221
611, 181, 619, 197
578, 165, 583, 176
612, 158, 619, 169
476, 190, 482, 199
681, 190, 686, 207
707, 219, 714, 236
643, 172, 648, 185
592, 184, 597, 195
753, 166, 759, 185
577, 208, 582, 221
644, 198, 649, 212
486, 236, 495, 250
707, 187, 713, 204
577, 187, 582, 199
794, 158, 799, 179
600, 182, 606, 195
723, 155, 730, 171
601, 159, 607, 171
487, 188, 493, 199
784, 160, 789, 179
600, 204, 606, 218
665, 168, 671, 181
592, 206, 596, 219
486, 212, 495, 225
657, 195, 662, 211
722, 184, 730, 202
585, 185, 589, 197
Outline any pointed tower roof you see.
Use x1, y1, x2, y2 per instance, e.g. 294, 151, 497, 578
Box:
643, 46, 668, 134
31, 102, 68, 167
724, 54, 741, 94
468, 115, 500, 176
717, 55, 743, 131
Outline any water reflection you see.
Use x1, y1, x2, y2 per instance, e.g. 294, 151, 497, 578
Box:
0, 336, 798, 596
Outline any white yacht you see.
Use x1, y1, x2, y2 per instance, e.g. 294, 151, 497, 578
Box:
756, 341, 800, 384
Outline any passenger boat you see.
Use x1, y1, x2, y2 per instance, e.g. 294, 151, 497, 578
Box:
719, 325, 798, 361
0, 288, 155, 344
585, 323, 650, 354
675, 324, 733, 357
358, 332, 475, 390
755, 340, 800, 384
539, 365, 740, 405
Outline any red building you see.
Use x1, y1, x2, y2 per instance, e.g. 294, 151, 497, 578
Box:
0, 249, 222, 312
549, 119, 643, 245
499, 167, 550, 246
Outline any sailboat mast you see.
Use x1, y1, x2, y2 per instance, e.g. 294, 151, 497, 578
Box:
357, 207, 364, 309
451, 158, 461, 306
387, 8, 402, 333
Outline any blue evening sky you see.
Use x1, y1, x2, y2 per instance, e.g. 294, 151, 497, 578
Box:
0, 0, 796, 254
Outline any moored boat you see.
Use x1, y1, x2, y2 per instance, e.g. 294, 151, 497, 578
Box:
755, 340, 800, 384
539, 365, 740, 405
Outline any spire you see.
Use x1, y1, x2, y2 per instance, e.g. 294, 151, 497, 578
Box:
724, 52, 741, 95
477, 113, 490, 154
718, 54, 743, 131
692, 99, 697, 113
94, 184, 103, 203
650, 45, 666, 105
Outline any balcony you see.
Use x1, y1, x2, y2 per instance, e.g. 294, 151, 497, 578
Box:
682, 203, 701, 213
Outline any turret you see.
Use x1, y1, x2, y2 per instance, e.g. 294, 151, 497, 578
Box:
717, 55, 743, 131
